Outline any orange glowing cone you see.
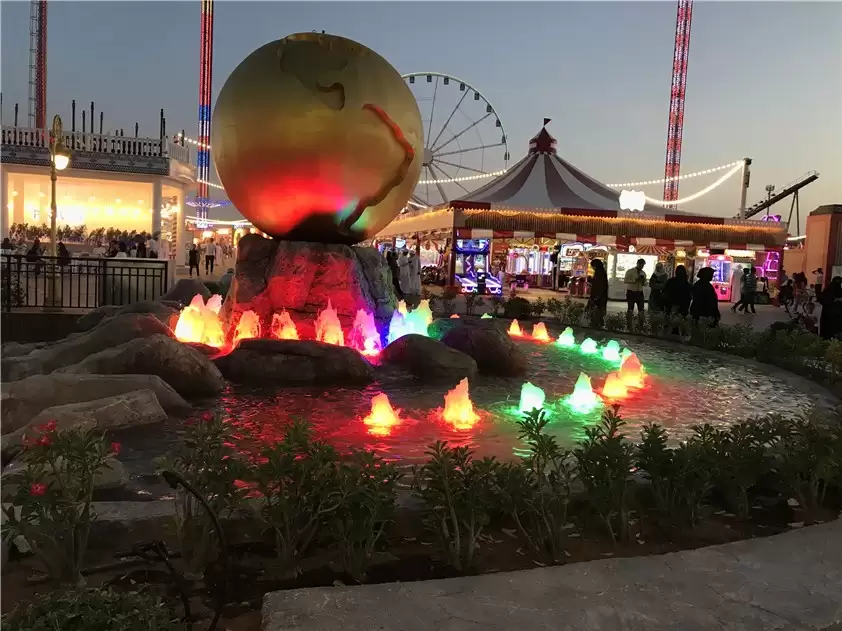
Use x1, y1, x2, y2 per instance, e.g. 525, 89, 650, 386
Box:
174, 293, 225, 348
508, 319, 523, 337
363, 393, 401, 436
442, 378, 480, 430
602, 372, 629, 399
619, 352, 646, 388
271, 311, 299, 340
532, 322, 550, 342
450, 314, 460, 319
234, 310, 261, 345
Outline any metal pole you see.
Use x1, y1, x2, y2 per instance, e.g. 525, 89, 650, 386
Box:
737, 157, 751, 219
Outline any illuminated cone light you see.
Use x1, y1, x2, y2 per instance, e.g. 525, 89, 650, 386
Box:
363, 393, 401, 436
557, 327, 576, 348
565, 373, 603, 414
315, 299, 344, 346
602, 373, 629, 399
442, 378, 480, 430
174, 293, 225, 347
271, 310, 299, 340
518, 382, 546, 414
387, 309, 408, 344
234, 310, 261, 345
350, 309, 381, 356
532, 322, 551, 342
602, 340, 622, 362
481, 313, 493, 319
397, 300, 409, 316
580, 337, 598, 355
508, 319, 523, 337
206, 294, 223, 314
619, 352, 646, 388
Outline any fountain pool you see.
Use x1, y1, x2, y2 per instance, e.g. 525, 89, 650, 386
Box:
117, 335, 836, 473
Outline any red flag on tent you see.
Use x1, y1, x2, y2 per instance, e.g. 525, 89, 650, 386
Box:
543, 118, 551, 126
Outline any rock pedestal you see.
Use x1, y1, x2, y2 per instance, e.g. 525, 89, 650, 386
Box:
223, 235, 397, 338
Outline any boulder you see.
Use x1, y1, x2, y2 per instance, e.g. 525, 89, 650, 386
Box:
1, 341, 41, 359
57, 334, 225, 398
161, 278, 211, 306
222, 239, 397, 335
381, 334, 477, 383
77, 301, 180, 332
1, 373, 189, 435
3, 456, 128, 500
3, 389, 168, 451
215, 338, 373, 386
441, 321, 528, 377
1, 314, 173, 382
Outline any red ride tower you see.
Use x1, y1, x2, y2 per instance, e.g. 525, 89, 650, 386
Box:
662, 0, 693, 208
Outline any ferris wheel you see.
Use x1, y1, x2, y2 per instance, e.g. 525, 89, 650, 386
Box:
402, 72, 510, 208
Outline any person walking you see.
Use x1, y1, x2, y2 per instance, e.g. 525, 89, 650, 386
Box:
188, 244, 200, 277
648, 262, 669, 311
204, 239, 217, 275
624, 258, 647, 329
739, 266, 758, 314
386, 250, 403, 300
731, 267, 750, 313
779, 279, 795, 316
690, 267, 721, 325
587, 258, 609, 328
664, 264, 692, 317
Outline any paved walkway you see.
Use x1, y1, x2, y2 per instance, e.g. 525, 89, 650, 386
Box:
263, 520, 841, 631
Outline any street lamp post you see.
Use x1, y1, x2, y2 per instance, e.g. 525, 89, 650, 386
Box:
44, 115, 71, 310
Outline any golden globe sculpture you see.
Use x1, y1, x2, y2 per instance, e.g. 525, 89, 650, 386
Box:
211, 33, 423, 245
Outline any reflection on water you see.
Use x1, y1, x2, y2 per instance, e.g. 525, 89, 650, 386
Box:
119, 337, 834, 472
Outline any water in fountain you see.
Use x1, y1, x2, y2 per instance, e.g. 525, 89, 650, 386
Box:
602, 340, 622, 362
206, 294, 223, 314
363, 393, 401, 436
349, 309, 382, 356
271, 310, 299, 340
619, 353, 646, 388
508, 319, 523, 337
602, 372, 629, 399
580, 337, 598, 355
387, 309, 408, 344
442, 377, 480, 430
174, 294, 225, 347
518, 382, 546, 414
397, 300, 409, 316
315, 299, 344, 346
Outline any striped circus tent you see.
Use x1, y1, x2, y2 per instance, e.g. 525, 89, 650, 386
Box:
453, 122, 659, 213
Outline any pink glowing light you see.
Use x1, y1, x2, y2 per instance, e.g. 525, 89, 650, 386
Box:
349, 309, 381, 356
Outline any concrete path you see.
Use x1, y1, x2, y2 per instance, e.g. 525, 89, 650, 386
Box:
263, 520, 842, 631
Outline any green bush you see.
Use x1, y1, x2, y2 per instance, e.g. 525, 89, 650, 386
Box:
604, 312, 627, 332
412, 442, 499, 571
2, 588, 186, 631
503, 296, 531, 319
530, 297, 547, 318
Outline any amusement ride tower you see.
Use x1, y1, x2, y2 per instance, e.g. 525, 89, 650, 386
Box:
196, 0, 215, 227
28, 0, 48, 129
662, 0, 693, 208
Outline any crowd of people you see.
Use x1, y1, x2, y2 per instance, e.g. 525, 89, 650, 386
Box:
186, 240, 231, 277
584, 257, 842, 340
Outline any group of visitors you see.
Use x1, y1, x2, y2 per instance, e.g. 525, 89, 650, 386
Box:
384, 249, 420, 300
187, 239, 227, 277
587, 258, 721, 329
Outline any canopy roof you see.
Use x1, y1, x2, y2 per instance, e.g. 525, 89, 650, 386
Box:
453, 123, 660, 213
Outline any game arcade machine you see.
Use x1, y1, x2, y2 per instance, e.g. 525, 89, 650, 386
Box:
454, 238, 502, 295
707, 254, 733, 301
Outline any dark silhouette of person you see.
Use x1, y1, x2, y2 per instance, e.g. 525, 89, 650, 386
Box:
818, 276, 842, 340
57, 241, 71, 268
664, 264, 692, 317
386, 249, 403, 300
690, 267, 720, 324
188, 244, 200, 277
587, 258, 608, 328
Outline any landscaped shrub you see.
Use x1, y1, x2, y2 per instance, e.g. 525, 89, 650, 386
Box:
331, 450, 401, 582
503, 296, 531, 319
545, 297, 563, 320
2, 424, 115, 585
604, 312, 626, 332
636, 423, 714, 529
434, 287, 459, 317
247, 419, 344, 576
489, 295, 505, 316
412, 441, 499, 571
158, 411, 247, 579
573, 406, 635, 545
495, 409, 576, 562
2, 588, 186, 631
530, 297, 547, 318
464, 293, 485, 316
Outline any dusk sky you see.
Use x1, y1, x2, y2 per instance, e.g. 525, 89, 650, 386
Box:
2, 1, 840, 225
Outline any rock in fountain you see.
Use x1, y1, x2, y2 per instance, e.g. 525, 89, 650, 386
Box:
518, 382, 546, 414
349, 309, 382, 356
602, 340, 622, 362
565, 372, 603, 414
557, 327, 576, 347
442, 377, 480, 430
271, 310, 299, 340
315, 300, 345, 346
580, 337, 598, 355
363, 393, 401, 436
508, 319, 523, 337
531, 322, 550, 342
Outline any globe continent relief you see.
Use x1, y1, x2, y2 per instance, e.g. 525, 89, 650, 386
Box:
211, 33, 424, 245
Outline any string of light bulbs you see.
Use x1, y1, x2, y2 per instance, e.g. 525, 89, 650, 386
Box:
638, 162, 744, 206
607, 160, 745, 188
